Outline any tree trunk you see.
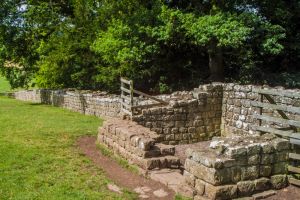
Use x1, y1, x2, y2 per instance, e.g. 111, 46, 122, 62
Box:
208, 40, 224, 82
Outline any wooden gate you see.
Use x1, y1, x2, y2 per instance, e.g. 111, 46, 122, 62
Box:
250, 88, 300, 186
120, 77, 168, 117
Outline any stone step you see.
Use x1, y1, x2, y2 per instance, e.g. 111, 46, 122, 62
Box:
149, 169, 195, 198
143, 156, 181, 170
153, 143, 175, 156
252, 190, 276, 199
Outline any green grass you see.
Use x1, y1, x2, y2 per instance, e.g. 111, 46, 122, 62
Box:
0, 76, 11, 93
0, 96, 137, 200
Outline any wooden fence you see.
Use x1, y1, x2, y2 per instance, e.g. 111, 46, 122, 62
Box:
250, 88, 300, 186
120, 77, 168, 117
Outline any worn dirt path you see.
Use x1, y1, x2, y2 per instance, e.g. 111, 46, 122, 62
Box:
77, 136, 176, 200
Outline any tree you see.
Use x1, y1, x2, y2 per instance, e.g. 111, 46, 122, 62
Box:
156, 2, 285, 81
0, 0, 298, 91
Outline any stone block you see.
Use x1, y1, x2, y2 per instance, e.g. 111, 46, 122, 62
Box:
195, 179, 206, 195
174, 133, 182, 140
205, 183, 237, 200
252, 190, 276, 199
248, 154, 260, 165
272, 162, 287, 174
260, 154, 274, 165
231, 167, 242, 183
254, 178, 271, 192
247, 144, 261, 155
272, 138, 290, 151
274, 151, 288, 162
241, 166, 259, 181
191, 151, 223, 169
225, 146, 247, 159
165, 134, 175, 141
183, 170, 196, 187
261, 143, 275, 154
237, 180, 255, 196
270, 175, 287, 189
259, 165, 272, 177
188, 160, 231, 185
171, 128, 179, 134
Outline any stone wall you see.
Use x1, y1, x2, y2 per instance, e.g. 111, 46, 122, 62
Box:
132, 84, 223, 145
14, 89, 121, 118
221, 84, 300, 136
184, 134, 290, 199
13, 84, 300, 141
97, 118, 181, 170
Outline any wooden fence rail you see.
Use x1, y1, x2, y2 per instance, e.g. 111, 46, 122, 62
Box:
251, 87, 300, 186
120, 77, 168, 117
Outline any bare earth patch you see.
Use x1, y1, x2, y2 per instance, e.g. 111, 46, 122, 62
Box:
265, 185, 300, 200
77, 136, 176, 200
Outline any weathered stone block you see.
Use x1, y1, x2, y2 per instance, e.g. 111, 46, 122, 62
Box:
248, 154, 260, 165
205, 183, 237, 200
241, 166, 259, 181
183, 170, 196, 187
187, 160, 231, 185
237, 180, 255, 196
191, 151, 224, 169
254, 177, 271, 192
270, 175, 287, 189
225, 146, 247, 159
195, 179, 206, 195
231, 167, 242, 183
272, 162, 287, 174
260, 154, 274, 165
272, 138, 290, 151
274, 151, 288, 162
259, 165, 272, 177
261, 143, 275, 154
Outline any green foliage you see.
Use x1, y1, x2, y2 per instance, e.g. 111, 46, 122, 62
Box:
180, 12, 252, 48
0, 0, 299, 91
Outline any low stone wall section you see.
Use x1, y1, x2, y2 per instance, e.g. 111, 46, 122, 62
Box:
14, 89, 121, 118
13, 84, 300, 142
183, 134, 290, 199
97, 118, 181, 170
132, 84, 223, 145
221, 84, 300, 136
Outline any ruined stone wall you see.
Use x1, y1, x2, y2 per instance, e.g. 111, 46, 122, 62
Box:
97, 118, 181, 170
221, 84, 300, 136
13, 84, 299, 141
184, 134, 290, 199
132, 84, 223, 145
14, 89, 121, 118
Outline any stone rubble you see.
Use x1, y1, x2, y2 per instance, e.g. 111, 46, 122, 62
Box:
184, 134, 290, 200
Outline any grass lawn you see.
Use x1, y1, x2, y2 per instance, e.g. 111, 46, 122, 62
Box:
0, 76, 11, 93
0, 96, 136, 200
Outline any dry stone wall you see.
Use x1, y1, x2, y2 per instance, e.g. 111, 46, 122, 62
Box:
184, 134, 290, 199
221, 84, 300, 136
13, 84, 299, 141
132, 84, 223, 145
14, 89, 121, 118
97, 118, 181, 170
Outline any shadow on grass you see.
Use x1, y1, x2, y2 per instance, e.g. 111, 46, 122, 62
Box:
28, 102, 43, 106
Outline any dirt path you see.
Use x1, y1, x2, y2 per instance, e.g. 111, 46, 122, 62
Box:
265, 185, 300, 200
77, 136, 176, 200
